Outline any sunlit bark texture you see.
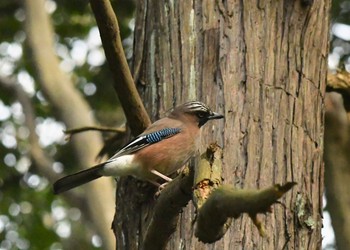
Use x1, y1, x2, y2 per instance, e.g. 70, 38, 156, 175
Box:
115, 1, 330, 249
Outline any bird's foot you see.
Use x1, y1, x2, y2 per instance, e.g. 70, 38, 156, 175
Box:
154, 182, 170, 198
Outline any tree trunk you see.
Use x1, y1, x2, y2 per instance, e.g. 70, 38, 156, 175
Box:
114, 1, 330, 249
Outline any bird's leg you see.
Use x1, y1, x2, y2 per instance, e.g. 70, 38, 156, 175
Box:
150, 169, 172, 182
146, 179, 168, 191
148, 170, 173, 197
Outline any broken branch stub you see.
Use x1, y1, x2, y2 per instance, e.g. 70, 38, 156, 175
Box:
193, 144, 297, 243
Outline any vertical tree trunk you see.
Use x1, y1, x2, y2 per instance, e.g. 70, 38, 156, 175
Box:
115, 1, 330, 249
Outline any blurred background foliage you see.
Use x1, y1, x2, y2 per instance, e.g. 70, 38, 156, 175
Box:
0, 0, 349, 249
330, 0, 350, 72
0, 0, 134, 249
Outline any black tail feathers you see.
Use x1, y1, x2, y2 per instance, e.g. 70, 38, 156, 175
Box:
53, 164, 104, 194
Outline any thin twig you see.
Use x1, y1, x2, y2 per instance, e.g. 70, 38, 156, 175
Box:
64, 126, 126, 135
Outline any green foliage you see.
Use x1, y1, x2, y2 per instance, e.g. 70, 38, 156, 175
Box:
330, 0, 350, 70
0, 0, 134, 249
0, 1, 22, 42
331, 0, 350, 24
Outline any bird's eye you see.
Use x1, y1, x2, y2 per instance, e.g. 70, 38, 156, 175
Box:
196, 112, 206, 118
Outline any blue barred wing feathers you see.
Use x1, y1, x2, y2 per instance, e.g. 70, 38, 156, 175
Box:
108, 128, 181, 161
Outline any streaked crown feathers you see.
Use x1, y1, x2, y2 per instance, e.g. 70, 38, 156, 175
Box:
181, 101, 211, 113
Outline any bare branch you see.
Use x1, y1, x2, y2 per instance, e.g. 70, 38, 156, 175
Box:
191, 143, 296, 243
65, 126, 126, 136
143, 167, 194, 250
89, 0, 151, 135
195, 182, 296, 243
327, 70, 350, 90
327, 70, 350, 117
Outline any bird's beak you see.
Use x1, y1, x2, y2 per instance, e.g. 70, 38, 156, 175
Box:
208, 112, 224, 120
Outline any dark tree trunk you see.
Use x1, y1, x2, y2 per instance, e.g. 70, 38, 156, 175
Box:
114, 1, 330, 249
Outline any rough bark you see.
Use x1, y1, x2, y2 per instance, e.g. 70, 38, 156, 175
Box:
23, 1, 115, 249
114, 0, 330, 249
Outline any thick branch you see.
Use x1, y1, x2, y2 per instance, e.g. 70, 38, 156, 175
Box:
195, 183, 296, 243
327, 70, 350, 116
89, 0, 151, 135
143, 167, 194, 250
327, 70, 350, 90
193, 143, 223, 208
192, 143, 232, 242
192, 144, 296, 243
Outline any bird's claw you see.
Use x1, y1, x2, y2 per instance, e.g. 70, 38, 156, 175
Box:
154, 182, 169, 198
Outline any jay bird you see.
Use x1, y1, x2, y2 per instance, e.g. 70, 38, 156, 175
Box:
53, 101, 224, 194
